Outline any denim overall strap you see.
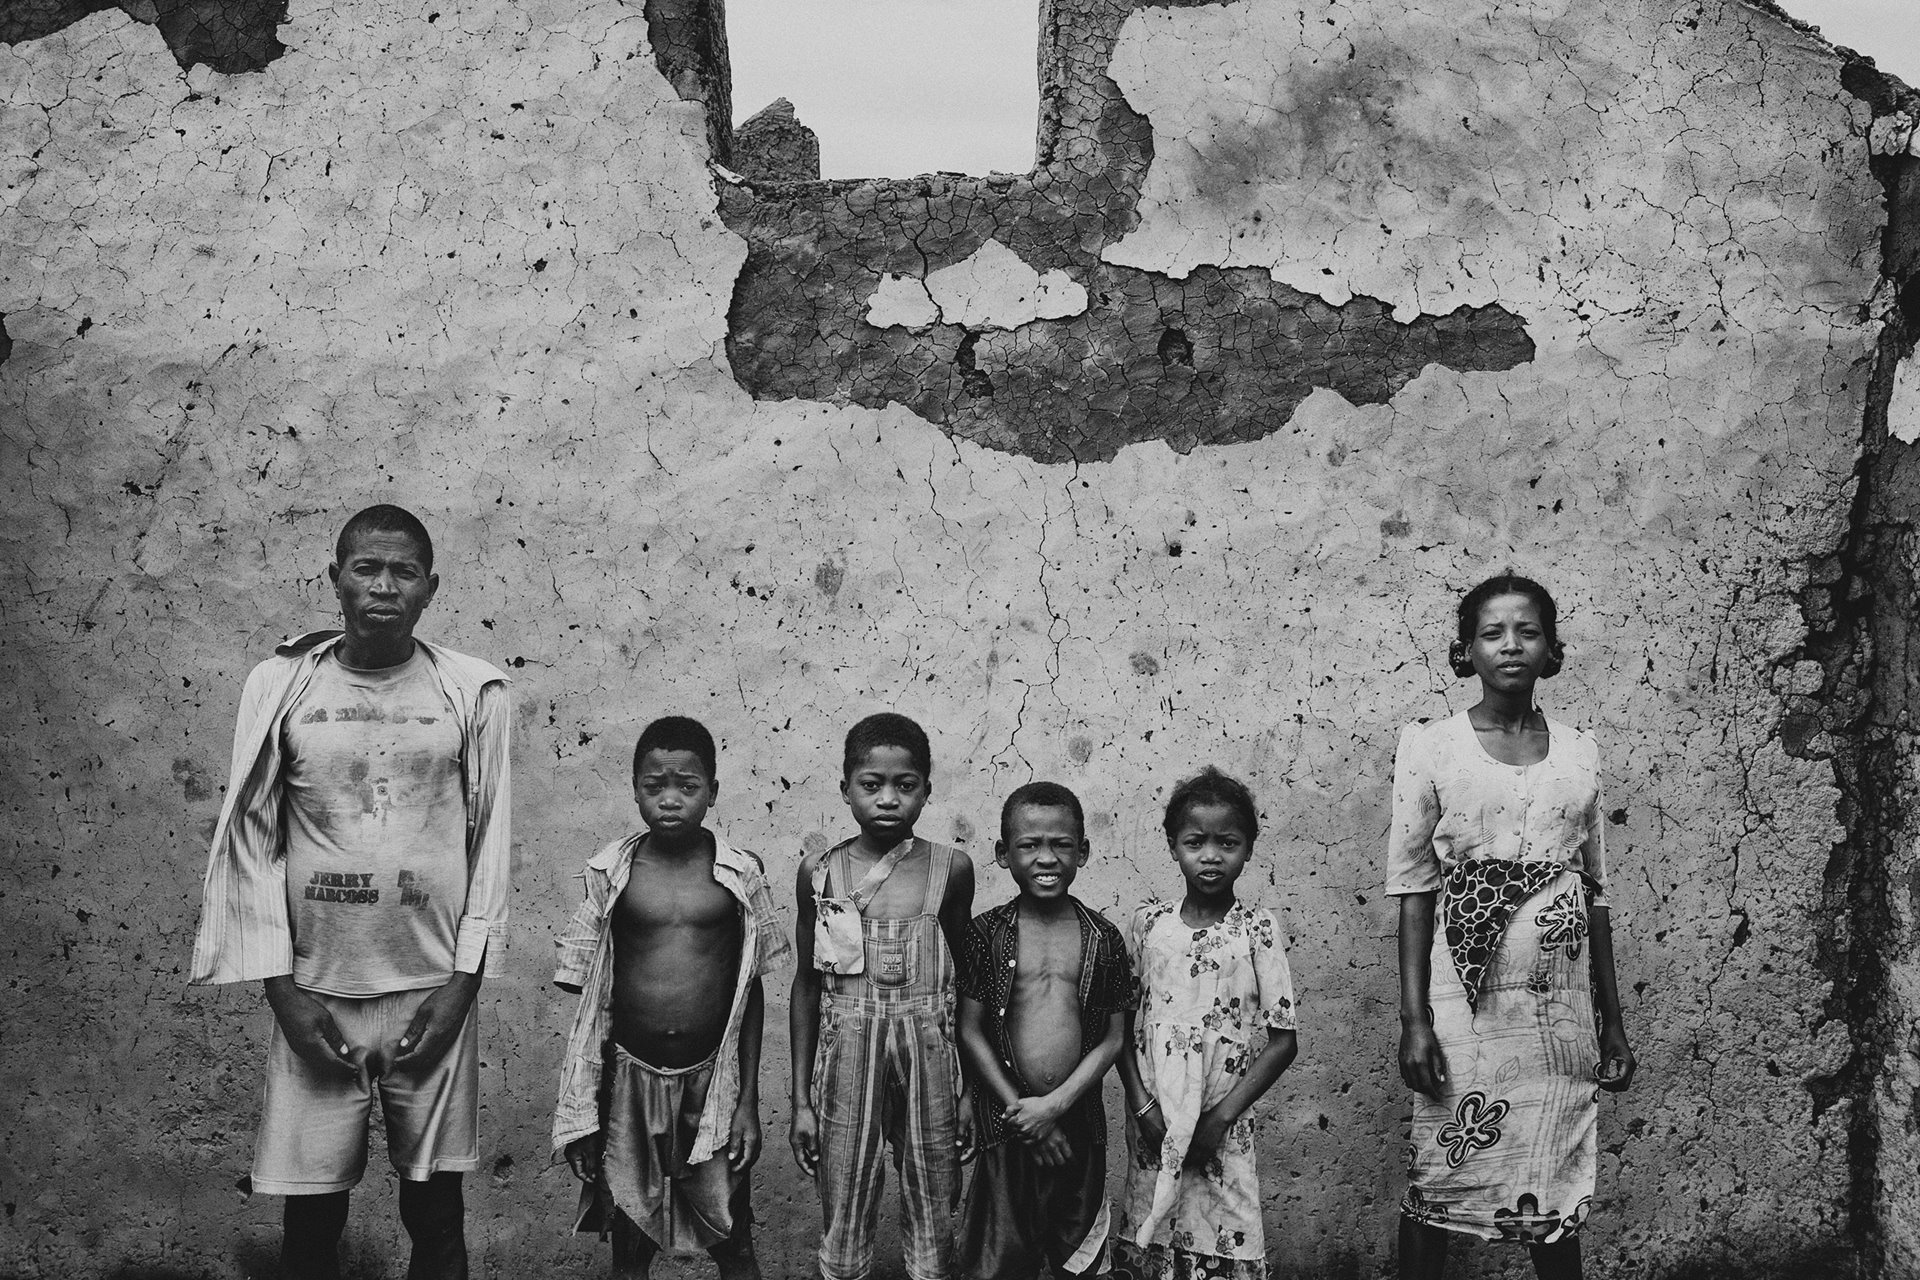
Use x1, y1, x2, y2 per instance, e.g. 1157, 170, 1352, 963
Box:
813, 840, 963, 1280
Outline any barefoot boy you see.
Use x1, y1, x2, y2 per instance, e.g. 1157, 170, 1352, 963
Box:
791, 712, 976, 1280
554, 716, 789, 1280
956, 782, 1136, 1280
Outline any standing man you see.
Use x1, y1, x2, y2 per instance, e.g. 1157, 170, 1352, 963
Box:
191, 504, 511, 1280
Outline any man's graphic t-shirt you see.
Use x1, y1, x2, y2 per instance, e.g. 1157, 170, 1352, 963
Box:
282, 648, 468, 995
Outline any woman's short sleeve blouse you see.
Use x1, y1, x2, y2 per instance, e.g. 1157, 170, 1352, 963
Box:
1384, 710, 1607, 907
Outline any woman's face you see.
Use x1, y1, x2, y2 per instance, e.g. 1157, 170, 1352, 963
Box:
1468, 592, 1552, 694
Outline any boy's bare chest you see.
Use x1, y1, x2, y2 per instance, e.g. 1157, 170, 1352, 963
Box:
841, 851, 934, 919
615, 863, 740, 933
1012, 918, 1083, 993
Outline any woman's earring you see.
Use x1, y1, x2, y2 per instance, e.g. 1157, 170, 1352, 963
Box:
1449, 641, 1475, 678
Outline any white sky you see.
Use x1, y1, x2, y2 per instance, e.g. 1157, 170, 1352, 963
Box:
728, 0, 1039, 178
725, 0, 1920, 181
1784, 0, 1920, 83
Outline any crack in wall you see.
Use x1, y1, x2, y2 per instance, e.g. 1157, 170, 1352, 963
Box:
1783, 52, 1920, 1280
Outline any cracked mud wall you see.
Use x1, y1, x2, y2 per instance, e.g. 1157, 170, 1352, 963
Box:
0, 0, 1909, 1277
1800, 68, 1920, 1279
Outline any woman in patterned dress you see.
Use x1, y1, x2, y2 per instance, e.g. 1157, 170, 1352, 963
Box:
1114, 768, 1298, 1280
1388, 575, 1636, 1278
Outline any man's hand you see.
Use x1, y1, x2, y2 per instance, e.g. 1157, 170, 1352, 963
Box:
1184, 1107, 1229, 1175
1596, 1023, 1637, 1093
565, 1133, 604, 1185
1399, 1016, 1449, 1099
390, 972, 481, 1075
264, 976, 356, 1074
1002, 1094, 1064, 1145
790, 1103, 821, 1177
727, 1100, 763, 1173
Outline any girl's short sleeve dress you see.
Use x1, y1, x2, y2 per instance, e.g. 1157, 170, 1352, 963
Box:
1386, 710, 1607, 1244
1112, 900, 1296, 1280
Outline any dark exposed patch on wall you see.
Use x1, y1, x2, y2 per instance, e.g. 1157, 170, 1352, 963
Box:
733, 98, 820, 184
2, 0, 287, 73
0, 315, 12, 368
0, 0, 115, 45
725, 241, 1532, 463
643, 0, 734, 168
1786, 56, 1920, 1280
704, 0, 1533, 463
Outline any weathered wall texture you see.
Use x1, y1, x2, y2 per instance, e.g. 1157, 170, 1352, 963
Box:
3, 0, 1916, 1276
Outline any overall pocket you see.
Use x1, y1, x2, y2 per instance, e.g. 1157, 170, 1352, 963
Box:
864, 934, 916, 989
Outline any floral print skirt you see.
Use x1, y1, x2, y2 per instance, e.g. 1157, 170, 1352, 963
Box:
1403, 867, 1599, 1243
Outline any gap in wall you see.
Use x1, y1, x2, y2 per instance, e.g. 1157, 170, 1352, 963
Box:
726, 0, 1040, 179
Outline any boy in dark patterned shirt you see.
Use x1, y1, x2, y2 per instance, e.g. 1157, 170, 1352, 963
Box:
956, 781, 1137, 1280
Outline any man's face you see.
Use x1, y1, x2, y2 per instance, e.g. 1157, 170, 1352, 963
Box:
329, 530, 437, 647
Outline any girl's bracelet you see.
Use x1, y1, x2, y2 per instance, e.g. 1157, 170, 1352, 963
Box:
1134, 1098, 1159, 1119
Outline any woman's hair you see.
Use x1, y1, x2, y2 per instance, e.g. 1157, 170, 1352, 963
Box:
1162, 766, 1259, 844
1451, 572, 1563, 678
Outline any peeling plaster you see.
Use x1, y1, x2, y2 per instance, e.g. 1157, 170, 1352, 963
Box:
864, 272, 941, 330
1892, 354, 1920, 445
717, 0, 1535, 463
1870, 110, 1917, 159
1102, 0, 1870, 346
1, 0, 287, 72
862, 242, 1091, 333
922, 239, 1089, 330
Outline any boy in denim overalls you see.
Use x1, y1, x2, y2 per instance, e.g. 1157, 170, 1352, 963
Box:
790, 713, 976, 1280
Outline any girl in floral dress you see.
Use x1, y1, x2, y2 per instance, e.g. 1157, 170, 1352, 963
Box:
1388, 574, 1637, 1279
1115, 768, 1298, 1280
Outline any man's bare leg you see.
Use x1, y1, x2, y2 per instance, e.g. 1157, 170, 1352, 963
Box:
283, 1191, 349, 1280
399, 1173, 467, 1280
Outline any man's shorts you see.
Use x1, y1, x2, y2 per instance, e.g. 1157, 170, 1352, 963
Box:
251, 986, 479, 1195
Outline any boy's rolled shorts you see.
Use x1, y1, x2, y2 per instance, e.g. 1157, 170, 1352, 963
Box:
575, 1044, 751, 1252
251, 986, 480, 1195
